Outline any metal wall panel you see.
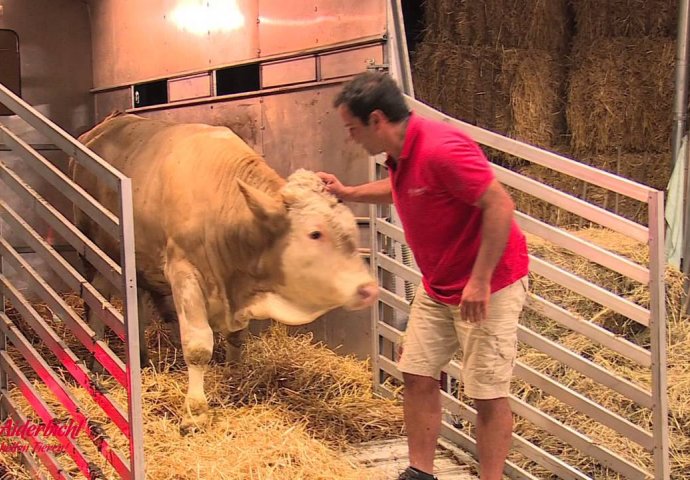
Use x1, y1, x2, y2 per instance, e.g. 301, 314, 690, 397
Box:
258, 0, 386, 56
261, 56, 316, 88
0, 0, 93, 295
169, 73, 212, 102
139, 99, 264, 154
90, 0, 260, 89
0, 0, 93, 138
94, 88, 133, 120
320, 44, 384, 79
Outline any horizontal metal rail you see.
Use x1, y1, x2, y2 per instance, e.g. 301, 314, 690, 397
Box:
514, 363, 653, 450
0, 242, 126, 386
407, 96, 655, 203
0, 161, 122, 290
494, 165, 649, 244
0, 201, 125, 339
515, 212, 649, 284
377, 253, 422, 285
529, 256, 650, 326
526, 294, 651, 367
0, 394, 71, 480
518, 326, 653, 409
0, 126, 120, 238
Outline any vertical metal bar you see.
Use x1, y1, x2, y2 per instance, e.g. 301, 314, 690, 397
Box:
369, 155, 382, 394
0, 193, 6, 422
648, 191, 670, 480
673, 0, 690, 169
387, 0, 415, 96
118, 178, 145, 479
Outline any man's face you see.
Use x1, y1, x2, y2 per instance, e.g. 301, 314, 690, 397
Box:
338, 105, 384, 156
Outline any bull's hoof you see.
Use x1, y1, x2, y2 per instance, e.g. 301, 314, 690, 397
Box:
179, 397, 209, 435
179, 411, 210, 435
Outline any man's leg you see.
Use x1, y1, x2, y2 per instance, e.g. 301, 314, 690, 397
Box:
404, 373, 442, 474
475, 397, 512, 480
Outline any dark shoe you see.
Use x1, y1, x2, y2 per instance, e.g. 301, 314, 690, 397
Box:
397, 466, 438, 480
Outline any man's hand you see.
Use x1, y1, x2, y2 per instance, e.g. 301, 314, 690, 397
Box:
317, 171, 351, 200
460, 276, 491, 323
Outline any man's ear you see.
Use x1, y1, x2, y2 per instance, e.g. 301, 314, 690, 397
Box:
369, 109, 386, 127
236, 179, 285, 221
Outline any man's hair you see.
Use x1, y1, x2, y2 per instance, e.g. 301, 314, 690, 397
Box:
333, 72, 410, 125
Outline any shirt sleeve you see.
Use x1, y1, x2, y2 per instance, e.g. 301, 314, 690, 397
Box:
430, 135, 495, 205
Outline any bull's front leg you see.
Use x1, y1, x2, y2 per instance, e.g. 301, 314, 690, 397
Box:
165, 257, 213, 434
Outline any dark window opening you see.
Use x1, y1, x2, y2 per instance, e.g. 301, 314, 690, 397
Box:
401, 0, 425, 55
215, 63, 260, 96
0, 29, 21, 116
133, 80, 168, 108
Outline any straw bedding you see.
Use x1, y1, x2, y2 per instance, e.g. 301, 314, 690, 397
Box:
0, 323, 403, 479
514, 229, 690, 478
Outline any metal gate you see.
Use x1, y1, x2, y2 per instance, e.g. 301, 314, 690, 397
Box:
0, 83, 145, 479
369, 2, 670, 479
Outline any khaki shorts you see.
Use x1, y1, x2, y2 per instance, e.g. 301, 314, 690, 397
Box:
397, 277, 528, 400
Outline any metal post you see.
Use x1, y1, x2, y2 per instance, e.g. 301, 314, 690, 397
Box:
118, 179, 146, 479
387, 0, 415, 97
0, 204, 6, 421
675, 1, 690, 278
648, 191, 670, 480
673, 0, 690, 168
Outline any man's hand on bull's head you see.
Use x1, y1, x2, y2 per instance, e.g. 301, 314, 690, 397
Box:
316, 171, 350, 201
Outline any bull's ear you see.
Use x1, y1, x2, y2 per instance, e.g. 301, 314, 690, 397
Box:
236, 179, 285, 221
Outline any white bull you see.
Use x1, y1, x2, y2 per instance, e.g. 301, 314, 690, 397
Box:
70, 112, 378, 431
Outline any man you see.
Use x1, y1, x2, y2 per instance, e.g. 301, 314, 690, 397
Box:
318, 72, 529, 480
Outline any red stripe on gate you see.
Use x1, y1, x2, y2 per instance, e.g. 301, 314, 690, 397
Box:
0, 335, 132, 478
0, 393, 71, 480
0, 311, 130, 438
2, 354, 103, 479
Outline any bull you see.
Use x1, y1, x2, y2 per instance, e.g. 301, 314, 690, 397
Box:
70, 112, 378, 431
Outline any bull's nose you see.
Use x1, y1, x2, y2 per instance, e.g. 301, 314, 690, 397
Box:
357, 283, 379, 308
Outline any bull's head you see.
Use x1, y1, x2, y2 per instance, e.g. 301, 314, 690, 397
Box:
236, 170, 378, 326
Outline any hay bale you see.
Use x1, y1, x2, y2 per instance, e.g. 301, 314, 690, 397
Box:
566, 37, 675, 155
571, 0, 677, 41
422, 0, 571, 55
413, 39, 510, 134
412, 39, 566, 149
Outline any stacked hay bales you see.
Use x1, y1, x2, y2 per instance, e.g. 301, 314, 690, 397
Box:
522, 0, 677, 225
0, 317, 404, 479
412, 0, 570, 151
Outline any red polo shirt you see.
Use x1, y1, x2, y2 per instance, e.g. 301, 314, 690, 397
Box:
386, 113, 529, 305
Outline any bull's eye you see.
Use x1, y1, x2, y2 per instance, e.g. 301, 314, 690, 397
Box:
309, 231, 322, 240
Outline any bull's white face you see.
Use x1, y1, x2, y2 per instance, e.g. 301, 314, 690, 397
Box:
276, 170, 378, 315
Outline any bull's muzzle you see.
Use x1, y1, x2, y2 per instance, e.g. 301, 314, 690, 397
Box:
346, 282, 379, 310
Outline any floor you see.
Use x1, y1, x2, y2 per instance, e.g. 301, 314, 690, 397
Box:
350, 438, 479, 480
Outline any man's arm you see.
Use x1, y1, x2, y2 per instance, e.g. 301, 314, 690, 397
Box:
317, 173, 393, 204
460, 179, 515, 322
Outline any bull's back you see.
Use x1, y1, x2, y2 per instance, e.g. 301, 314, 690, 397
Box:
73, 114, 266, 286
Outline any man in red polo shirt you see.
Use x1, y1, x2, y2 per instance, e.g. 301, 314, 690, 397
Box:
318, 72, 529, 480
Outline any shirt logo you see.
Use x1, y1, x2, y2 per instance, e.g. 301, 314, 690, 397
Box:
408, 186, 428, 197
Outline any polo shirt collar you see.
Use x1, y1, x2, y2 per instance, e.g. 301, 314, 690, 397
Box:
386, 112, 419, 170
